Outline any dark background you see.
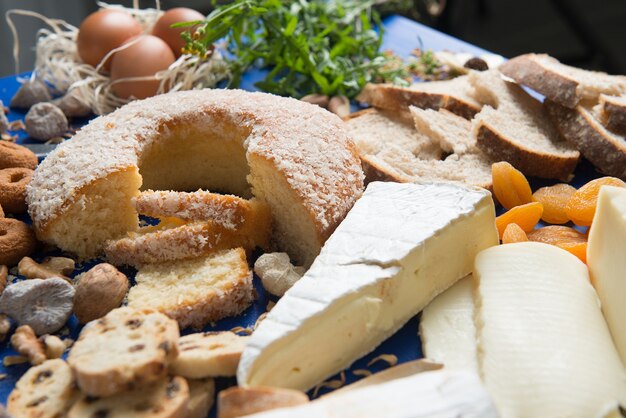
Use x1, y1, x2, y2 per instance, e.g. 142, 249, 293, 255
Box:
1, 0, 626, 77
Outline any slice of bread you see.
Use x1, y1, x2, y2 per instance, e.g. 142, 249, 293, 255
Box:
469, 69, 579, 180
500, 53, 626, 108
8, 359, 77, 417
67, 307, 180, 397
345, 107, 493, 188
599, 94, 626, 135
68, 376, 189, 418
355, 76, 482, 119
105, 211, 270, 267
170, 331, 250, 378
127, 248, 254, 329
217, 387, 309, 418
545, 100, 626, 180
135, 190, 270, 230
345, 108, 442, 163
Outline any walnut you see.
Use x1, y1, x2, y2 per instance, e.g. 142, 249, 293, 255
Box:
9, 79, 52, 109
73, 263, 129, 324
18, 256, 74, 281
24, 102, 68, 142
52, 89, 92, 118
11, 325, 46, 365
254, 253, 305, 297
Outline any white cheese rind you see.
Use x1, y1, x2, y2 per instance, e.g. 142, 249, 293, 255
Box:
238, 181, 498, 391
245, 370, 499, 418
420, 275, 478, 372
588, 186, 626, 367
475, 242, 626, 418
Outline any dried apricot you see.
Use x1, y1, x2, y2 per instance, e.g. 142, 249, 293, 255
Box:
492, 162, 533, 210
558, 242, 587, 264
502, 223, 528, 244
528, 226, 587, 263
565, 177, 626, 226
532, 183, 576, 224
495, 202, 543, 239
528, 225, 586, 245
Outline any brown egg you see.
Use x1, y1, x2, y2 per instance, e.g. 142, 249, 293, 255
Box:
77, 9, 143, 72
152, 7, 205, 58
110, 35, 176, 100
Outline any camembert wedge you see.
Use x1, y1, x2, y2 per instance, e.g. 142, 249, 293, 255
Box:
588, 185, 626, 367
238, 181, 498, 391
475, 242, 626, 418
420, 275, 477, 372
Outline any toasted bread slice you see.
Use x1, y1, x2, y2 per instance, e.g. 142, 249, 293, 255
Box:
469, 69, 579, 180
127, 248, 254, 329
355, 76, 481, 119
545, 100, 626, 180
135, 190, 269, 230
500, 53, 626, 108
599, 94, 626, 135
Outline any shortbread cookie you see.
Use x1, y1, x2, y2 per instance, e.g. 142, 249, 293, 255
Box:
170, 331, 249, 378
68, 376, 189, 418
7, 359, 77, 418
188, 378, 216, 418
68, 307, 180, 397
128, 248, 254, 329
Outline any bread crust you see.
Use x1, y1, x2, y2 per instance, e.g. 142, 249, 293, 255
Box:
355, 83, 480, 119
475, 122, 579, 181
600, 95, 626, 135
545, 100, 626, 180
500, 54, 581, 108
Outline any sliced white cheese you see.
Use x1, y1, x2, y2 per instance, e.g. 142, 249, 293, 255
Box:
475, 242, 626, 418
238, 181, 498, 391
419, 275, 477, 372
244, 369, 499, 418
588, 185, 626, 367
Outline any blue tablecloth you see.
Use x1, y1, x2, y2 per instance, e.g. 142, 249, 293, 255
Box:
0, 14, 601, 413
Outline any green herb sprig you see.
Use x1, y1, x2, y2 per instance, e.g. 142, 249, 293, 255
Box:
179, 0, 410, 99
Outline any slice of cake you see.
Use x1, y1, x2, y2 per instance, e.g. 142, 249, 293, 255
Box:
127, 248, 254, 329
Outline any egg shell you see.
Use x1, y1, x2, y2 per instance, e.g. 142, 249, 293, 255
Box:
76, 9, 143, 72
152, 7, 205, 58
110, 35, 176, 100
